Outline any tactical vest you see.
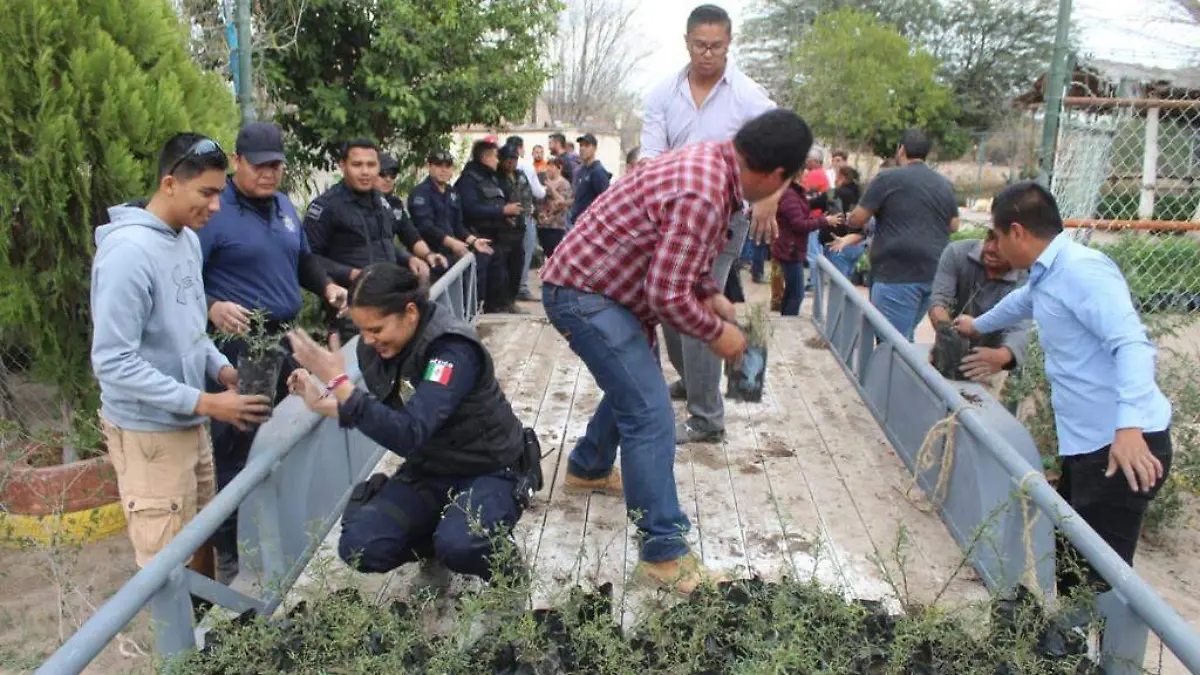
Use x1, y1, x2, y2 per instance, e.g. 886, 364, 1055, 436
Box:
357, 304, 524, 476
464, 167, 515, 241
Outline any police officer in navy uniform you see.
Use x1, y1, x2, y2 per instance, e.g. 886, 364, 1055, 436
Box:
456, 139, 523, 313
197, 121, 349, 584
305, 139, 442, 341
408, 149, 493, 261
285, 262, 539, 583
376, 152, 448, 272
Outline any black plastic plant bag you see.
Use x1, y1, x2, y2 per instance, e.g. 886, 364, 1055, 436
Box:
726, 340, 767, 403
931, 323, 971, 382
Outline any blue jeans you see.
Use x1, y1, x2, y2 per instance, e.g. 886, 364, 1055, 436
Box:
825, 243, 866, 279
519, 216, 537, 294
779, 261, 805, 316
542, 284, 690, 562
870, 281, 934, 342
804, 231, 822, 288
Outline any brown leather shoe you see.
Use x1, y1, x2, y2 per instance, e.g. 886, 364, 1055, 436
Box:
635, 553, 729, 596
564, 468, 623, 497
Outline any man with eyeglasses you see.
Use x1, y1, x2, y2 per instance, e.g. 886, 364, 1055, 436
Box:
91, 133, 271, 593
640, 4, 778, 444
195, 121, 350, 583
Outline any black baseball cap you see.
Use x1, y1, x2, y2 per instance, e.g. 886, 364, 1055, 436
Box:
427, 149, 454, 165
235, 122, 286, 165
379, 153, 400, 174
498, 144, 519, 161
576, 133, 598, 147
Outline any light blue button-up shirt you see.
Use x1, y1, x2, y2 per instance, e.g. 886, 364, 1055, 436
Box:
640, 62, 775, 160
974, 232, 1171, 456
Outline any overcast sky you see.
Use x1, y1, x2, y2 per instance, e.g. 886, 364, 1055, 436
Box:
627, 0, 1200, 100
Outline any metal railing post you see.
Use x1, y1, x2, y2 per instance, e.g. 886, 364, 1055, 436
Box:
148, 566, 195, 658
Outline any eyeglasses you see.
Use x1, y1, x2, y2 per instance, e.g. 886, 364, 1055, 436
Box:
166, 138, 225, 177
688, 41, 728, 56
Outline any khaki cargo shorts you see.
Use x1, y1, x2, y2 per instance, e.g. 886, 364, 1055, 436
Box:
101, 417, 216, 568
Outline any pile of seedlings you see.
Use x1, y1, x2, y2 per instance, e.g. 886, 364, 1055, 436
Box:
171, 578, 1102, 674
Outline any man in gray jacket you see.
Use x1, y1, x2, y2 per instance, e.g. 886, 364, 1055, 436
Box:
91, 133, 271, 579
928, 225, 1030, 395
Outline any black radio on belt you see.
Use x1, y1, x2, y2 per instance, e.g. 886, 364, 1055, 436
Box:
512, 427, 544, 509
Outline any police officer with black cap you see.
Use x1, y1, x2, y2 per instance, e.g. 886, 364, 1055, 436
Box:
409, 150, 494, 261
376, 153, 448, 273
305, 139, 443, 341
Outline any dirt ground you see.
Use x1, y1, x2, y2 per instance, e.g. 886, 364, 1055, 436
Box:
2, 270, 1198, 674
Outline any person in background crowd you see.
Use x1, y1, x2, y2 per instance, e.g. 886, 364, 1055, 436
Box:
497, 144, 534, 311
548, 133, 579, 184
625, 147, 641, 175
800, 148, 832, 291
304, 139, 435, 342
847, 129, 959, 341
640, 3, 779, 444
286, 263, 532, 586
827, 149, 848, 188
504, 136, 546, 302
532, 144, 548, 176
928, 224, 1030, 398
198, 122, 348, 583
535, 156, 573, 258
91, 133, 270, 604
569, 133, 611, 224
408, 149, 494, 262
376, 152, 448, 273
457, 139, 523, 313
954, 182, 1171, 595
774, 174, 841, 316
540, 109, 813, 595
822, 166, 865, 279
827, 158, 895, 287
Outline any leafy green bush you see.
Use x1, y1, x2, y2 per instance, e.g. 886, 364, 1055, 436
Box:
1092, 235, 1200, 313
1097, 191, 1200, 222
0, 0, 237, 412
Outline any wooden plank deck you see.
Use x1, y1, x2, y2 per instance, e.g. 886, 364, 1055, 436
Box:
285, 302, 990, 625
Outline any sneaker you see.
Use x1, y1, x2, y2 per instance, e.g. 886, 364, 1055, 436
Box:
409, 559, 453, 600
676, 420, 724, 444
668, 380, 687, 401
564, 468, 623, 497
635, 553, 728, 596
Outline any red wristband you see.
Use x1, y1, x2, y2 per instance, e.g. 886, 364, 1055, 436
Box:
322, 373, 350, 398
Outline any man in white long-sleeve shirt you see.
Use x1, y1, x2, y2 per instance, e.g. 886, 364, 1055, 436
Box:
505, 135, 547, 301
640, 4, 778, 443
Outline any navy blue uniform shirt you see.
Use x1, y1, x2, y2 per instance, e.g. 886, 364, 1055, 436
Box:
339, 336, 482, 458
408, 176, 469, 250
198, 180, 316, 322
570, 160, 611, 222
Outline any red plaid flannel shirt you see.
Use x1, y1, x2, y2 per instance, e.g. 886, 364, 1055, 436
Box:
541, 141, 743, 343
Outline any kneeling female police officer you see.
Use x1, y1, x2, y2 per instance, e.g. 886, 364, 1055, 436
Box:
286, 262, 536, 581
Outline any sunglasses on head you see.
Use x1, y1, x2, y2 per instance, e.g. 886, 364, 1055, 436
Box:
166, 138, 224, 177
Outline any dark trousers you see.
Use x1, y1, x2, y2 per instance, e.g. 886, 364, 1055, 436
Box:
537, 228, 566, 259
338, 471, 523, 580
779, 261, 805, 316
1055, 429, 1173, 596
207, 332, 296, 562
484, 238, 525, 311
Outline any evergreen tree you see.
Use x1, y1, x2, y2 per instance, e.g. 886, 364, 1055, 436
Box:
0, 0, 237, 416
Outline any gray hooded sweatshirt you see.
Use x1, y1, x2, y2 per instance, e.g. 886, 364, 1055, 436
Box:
91, 205, 230, 432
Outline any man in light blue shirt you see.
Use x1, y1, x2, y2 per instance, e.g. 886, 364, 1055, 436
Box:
640, 4, 777, 443
954, 181, 1172, 590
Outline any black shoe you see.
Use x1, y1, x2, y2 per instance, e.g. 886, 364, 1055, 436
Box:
668, 380, 687, 401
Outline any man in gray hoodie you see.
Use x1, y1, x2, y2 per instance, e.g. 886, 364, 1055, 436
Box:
91, 133, 271, 579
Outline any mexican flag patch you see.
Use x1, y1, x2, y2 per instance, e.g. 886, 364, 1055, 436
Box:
423, 358, 454, 385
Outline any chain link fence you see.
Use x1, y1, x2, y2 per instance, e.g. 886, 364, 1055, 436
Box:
1052, 97, 1200, 316
0, 343, 87, 467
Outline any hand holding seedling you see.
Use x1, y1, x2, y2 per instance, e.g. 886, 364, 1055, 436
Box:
324, 283, 348, 311
1108, 428, 1164, 493
287, 329, 346, 383
952, 314, 979, 338
217, 365, 239, 390
959, 347, 1012, 383
196, 389, 271, 431
210, 301, 252, 334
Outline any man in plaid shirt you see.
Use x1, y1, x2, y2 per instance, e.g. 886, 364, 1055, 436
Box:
541, 110, 814, 594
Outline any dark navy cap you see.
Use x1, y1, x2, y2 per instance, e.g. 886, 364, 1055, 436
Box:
379, 153, 400, 173
235, 122, 286, 165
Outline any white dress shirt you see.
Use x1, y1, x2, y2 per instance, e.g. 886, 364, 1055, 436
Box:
640, 62, 776, 159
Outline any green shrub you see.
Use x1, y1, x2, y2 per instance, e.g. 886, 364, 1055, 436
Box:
1097, 191, 1200, 222
0, 0, 237, 413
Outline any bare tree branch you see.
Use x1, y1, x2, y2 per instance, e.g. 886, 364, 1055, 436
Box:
545, 0, 650, 125
1171, 0, 1200, 23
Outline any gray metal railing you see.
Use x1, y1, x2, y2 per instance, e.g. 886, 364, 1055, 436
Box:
38, 255, 478, 675
809, 255, 1200, 675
